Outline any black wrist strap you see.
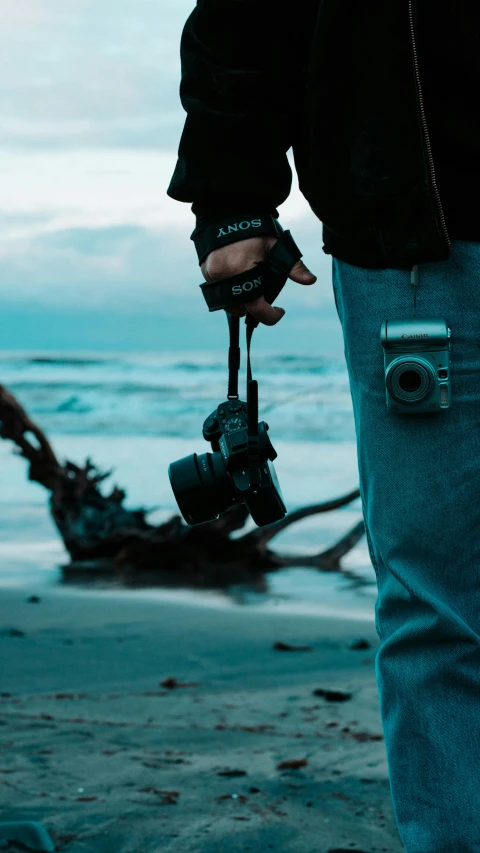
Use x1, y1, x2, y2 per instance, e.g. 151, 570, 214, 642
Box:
200, 230, 302, 312
191, 212, 282, 265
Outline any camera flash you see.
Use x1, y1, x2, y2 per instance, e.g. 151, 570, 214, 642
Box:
439, 384, 449, 407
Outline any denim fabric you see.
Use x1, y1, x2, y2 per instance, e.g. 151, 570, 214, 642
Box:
331, 242, 480, 853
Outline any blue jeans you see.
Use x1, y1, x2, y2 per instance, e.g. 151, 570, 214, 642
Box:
332, 241, 480, 853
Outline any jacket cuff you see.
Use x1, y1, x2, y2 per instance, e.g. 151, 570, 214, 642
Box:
190, 208, 281, 265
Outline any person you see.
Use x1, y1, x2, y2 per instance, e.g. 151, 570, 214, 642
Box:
167, 3, 480, 851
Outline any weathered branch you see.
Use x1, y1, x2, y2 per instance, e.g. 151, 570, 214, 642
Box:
0, 386, 61, 489
0, 384, 368, 588
241, 488, 361, 548
278, 519, 366, 570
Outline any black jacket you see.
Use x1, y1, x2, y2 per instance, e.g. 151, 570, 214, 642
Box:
166, 0, 452, 270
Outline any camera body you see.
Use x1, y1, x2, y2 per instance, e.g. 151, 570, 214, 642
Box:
381, 317, 451, 414
168, 398, 286, 526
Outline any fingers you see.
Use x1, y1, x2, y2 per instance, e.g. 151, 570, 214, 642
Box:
246, 296, 285, 326
225, 297, 284, 325
202, 239, 316, 327
225, 303, 247, 318
288, 259, 317, 284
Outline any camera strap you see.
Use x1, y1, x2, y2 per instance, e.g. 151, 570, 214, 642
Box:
227, 312, 256, 396
199, 229, 302, 312
190, 212, 281, 265
227, 312, 261, 489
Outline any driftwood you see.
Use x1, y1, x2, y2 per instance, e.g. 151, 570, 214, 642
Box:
0, 384, 366, 589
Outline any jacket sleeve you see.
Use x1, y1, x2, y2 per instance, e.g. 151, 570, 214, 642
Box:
166, 0, 316, 230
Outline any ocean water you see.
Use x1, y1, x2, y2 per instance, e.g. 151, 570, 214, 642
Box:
0, 349, 378, 619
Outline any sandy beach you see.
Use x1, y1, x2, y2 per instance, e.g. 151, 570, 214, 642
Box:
0, 585, 405, 853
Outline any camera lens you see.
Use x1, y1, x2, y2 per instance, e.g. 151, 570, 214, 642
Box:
387, 359, 434, 403
168, 451, 237, 525
398, 369, 422, 392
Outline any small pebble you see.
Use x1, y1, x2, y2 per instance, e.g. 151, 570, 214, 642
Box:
313, 688, 352, 702
349, 638, 371, 650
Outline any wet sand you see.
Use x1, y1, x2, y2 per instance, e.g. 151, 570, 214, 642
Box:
0, 586, 404, 853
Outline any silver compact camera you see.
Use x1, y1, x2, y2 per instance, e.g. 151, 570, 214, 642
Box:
380, 317, 451, 414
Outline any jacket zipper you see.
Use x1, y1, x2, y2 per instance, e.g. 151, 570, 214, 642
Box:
408, 0, 451, 251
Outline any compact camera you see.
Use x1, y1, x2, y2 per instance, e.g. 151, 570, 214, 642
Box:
381, 316, 451, 414
168, 397, 286, 526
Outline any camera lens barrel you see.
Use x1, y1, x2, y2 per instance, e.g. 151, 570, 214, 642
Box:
168, 451, 236, 525
386, 358, 435, 403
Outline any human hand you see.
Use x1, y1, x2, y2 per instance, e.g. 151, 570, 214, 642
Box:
200, 236, 317, 326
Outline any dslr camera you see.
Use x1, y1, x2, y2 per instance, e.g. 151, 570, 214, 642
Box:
381, 316, 451, 414
168, 221, 303, 528
168, 397, 286, 526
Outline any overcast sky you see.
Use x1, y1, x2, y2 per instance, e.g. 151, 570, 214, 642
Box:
0, 0, 342, 352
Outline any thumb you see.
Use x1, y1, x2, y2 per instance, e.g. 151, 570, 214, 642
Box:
288, 259, 317, 285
